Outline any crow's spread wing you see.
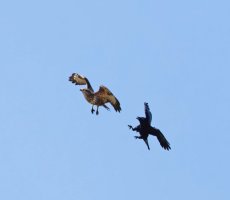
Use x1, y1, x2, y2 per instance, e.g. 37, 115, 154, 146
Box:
149, 127, 171, 150
144, 102, 152, 124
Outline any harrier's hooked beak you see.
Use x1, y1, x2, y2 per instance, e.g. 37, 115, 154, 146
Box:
80, 89, 83, 92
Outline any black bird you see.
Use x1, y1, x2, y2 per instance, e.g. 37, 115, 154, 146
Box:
128, 102, 171, 151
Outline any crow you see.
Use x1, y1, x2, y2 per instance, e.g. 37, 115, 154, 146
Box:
128, 102, 171, 150
69, 73, 121, 115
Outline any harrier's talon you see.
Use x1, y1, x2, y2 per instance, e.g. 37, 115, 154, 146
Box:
103, 105, 110, 111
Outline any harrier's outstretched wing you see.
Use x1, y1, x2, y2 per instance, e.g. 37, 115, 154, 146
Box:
144, 102, 152, 125
149, 127, 171, 150
69, 73, 94, 92
96, 85, 121, 112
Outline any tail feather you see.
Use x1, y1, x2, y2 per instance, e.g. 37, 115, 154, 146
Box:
143, 139, 150, 150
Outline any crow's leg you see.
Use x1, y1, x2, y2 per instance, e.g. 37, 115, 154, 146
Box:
128, 125, 134, 130
91, 105, 95, 114
96, 106, 99, 115
128, 125, 139, 131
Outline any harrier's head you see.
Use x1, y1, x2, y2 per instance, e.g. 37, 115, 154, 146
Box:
80, 88, 94, 102
80, 88, 93, 96
80, 88, 91, 93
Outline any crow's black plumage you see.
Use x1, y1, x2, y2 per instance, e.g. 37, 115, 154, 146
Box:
128, 102, 171, 151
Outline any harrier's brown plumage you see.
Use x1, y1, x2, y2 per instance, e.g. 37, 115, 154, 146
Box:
69, 73, 121, 115
69, 73, 94, 92
94, 86, 121, 113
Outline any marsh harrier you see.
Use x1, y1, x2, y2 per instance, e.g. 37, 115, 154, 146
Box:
69, 73, 121, 115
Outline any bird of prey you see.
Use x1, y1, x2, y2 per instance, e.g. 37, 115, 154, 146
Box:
128, 102, 171, 151
69, 73, 121, 115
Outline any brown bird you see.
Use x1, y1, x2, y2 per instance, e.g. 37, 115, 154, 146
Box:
69, 73, 121, 115
128, 102, 171, 150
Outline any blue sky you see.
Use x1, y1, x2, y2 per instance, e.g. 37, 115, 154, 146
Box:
0, 0, 230, 199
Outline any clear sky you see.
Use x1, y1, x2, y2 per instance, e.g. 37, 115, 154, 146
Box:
0, 0, 230, 199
